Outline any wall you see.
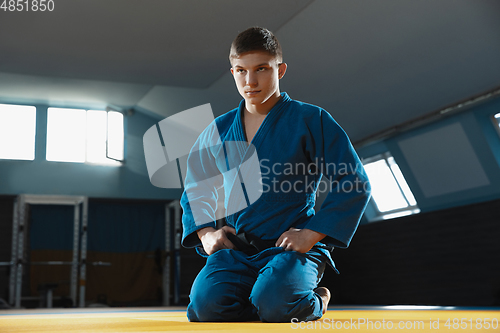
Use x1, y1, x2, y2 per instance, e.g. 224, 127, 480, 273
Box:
357, 95, 500, 217
320, 197, 500, 306
0, 101, 182, 200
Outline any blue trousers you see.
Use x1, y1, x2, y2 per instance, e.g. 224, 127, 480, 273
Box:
187, 247, 327, 322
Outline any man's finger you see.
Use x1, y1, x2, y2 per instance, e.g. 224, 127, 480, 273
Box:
222, 237, 235, 249
276, 232, 287, 247
277, 238, 288, 249
226, 240, 236, 249
219, 232, 236, 250
221, 226, 237, 235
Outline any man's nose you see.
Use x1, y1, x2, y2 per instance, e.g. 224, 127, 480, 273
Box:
246, 72, 258, 87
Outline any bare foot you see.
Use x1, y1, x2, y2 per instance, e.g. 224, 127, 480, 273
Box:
314, 287, 331, 315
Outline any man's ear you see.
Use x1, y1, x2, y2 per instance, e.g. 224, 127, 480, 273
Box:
230, 67, 234, 75
278, 63, 288, 79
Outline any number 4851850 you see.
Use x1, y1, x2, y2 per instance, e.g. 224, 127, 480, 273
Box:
1, 0, 55, 11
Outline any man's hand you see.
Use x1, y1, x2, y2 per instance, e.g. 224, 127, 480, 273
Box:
197, 226, 237, 256
276, 228, 326, 253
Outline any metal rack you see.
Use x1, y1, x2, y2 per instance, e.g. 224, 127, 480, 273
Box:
164, 200, 181, 306
3, 195, 181, 308
8, 194, 88, 308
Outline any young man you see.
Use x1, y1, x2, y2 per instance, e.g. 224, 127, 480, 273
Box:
180, 27, 370, 323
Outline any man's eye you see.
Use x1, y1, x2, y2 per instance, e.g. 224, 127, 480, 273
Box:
257, 67, 266, 71
237, 69, 246, 73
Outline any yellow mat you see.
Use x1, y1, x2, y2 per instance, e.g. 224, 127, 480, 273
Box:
1, 306, 499, 332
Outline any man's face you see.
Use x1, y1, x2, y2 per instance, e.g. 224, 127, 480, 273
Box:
230, 51, 286, 110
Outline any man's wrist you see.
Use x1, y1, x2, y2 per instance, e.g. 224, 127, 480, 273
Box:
303, 228, 326, 243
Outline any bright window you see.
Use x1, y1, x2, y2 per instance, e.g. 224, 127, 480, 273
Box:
492, 112, 500, 139
46, 108, 123, 165
0, 104, 36, 161
363, 153, 419, 220
106, 111, 124, 161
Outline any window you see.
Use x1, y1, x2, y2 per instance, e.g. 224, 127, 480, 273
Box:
494, 112, 500, 131
106, 111, 124, 161
363, 153, 419, 220
0, 104, 36, 161
46, 108, 124, 165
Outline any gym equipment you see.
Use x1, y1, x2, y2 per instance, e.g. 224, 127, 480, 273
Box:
3, 195, 180, 308
8, 195, 88, 308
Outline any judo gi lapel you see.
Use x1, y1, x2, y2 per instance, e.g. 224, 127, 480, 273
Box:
225, 93, 291, 221
236, 92, 291, 157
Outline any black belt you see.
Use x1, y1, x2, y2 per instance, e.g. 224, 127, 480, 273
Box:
226, 232, 277, 256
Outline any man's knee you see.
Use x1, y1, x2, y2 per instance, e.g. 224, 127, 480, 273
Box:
250, 281, 321, 323
249, 251, 321, 322
250, 290, 293, 322
187, 249, 254, 322
187, 291, 219, 322
189, 279, 259, 322
187, 259, 229, 321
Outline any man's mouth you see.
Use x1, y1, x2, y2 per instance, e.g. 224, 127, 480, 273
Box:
245, 90, 261, 95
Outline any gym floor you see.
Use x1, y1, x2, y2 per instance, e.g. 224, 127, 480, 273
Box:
1, 306, 499, 332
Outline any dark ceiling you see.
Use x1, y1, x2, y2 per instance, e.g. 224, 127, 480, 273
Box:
1, 0, 499, 143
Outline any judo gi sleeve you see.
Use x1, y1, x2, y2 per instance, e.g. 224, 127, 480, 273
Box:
180, 125, 224, 248
304, 110, 371, 248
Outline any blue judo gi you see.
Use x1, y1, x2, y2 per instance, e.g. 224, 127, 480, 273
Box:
180, 92, 371, 322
